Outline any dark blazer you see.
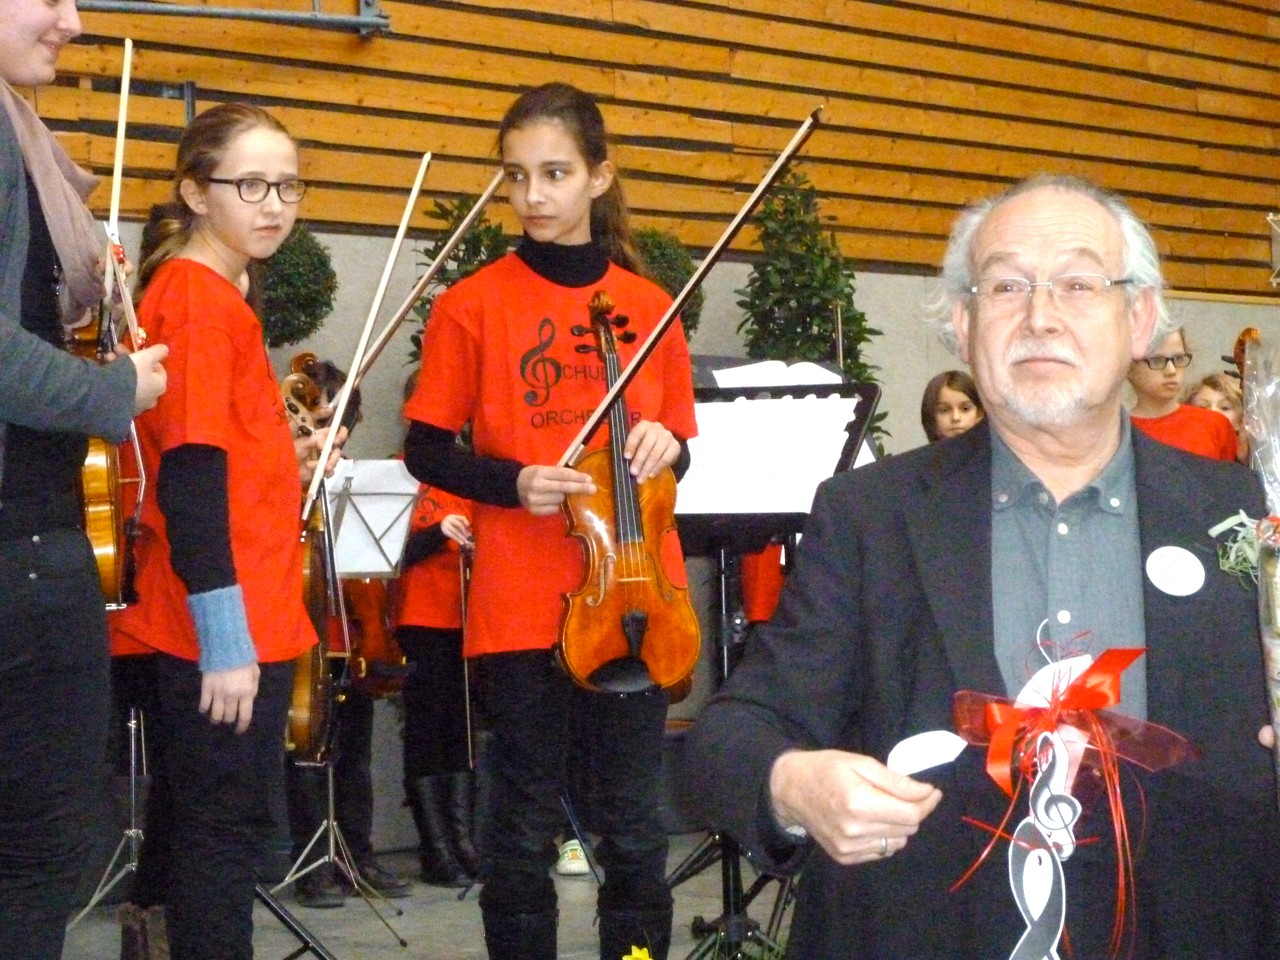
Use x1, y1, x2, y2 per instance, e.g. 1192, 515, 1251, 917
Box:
684, 421, 1280, 959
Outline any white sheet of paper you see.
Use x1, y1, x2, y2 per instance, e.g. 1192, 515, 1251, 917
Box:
886, 730, 967, 776
677, 393, 864, 515
325, 459, 420, 577
1015, 655, 1093, 708
711, 359, 844, 388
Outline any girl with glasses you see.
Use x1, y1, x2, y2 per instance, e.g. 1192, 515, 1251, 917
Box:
1127, 328, 1235, 461
111, 102, 339, 960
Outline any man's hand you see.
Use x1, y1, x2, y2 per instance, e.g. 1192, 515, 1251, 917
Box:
1260, 724, 1276, 750
769, 749, 943, 864
127, 344, 169, 414
516, 464, 596, 516
199, 662, 261, 734
623, 420, 679, 482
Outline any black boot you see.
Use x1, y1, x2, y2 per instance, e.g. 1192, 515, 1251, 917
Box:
446, 771, 482, 876
404, 776, 472, 887
481, 908, 558, 960
598, 907, 674, 960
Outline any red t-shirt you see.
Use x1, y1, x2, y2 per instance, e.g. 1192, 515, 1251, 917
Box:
1131, 403, 1237, 462
391, 483, 472, 630
741, 543, 785, 624
112, 258, 316, 664
403, 253, 698, 656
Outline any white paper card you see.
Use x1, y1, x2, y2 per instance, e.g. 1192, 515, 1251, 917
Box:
325, 459, 420, 577
677, 393, 864, 515
886, 730, 967, 776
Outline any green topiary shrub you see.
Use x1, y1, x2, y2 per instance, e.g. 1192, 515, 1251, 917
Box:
737, 168, 885, 442
259, 223, 338, 347
634, 227, 703, 340
408, 195, 509, 363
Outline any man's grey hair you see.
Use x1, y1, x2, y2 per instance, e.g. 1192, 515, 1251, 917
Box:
925, 174, 1172, 355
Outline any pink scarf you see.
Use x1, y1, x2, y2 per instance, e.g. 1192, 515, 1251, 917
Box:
1, 81, 104, 329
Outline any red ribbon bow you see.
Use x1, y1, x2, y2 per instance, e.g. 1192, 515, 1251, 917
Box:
951, 648, 1201, 958
954, 649, 1200, 796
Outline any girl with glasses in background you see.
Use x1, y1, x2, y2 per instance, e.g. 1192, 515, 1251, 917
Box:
1127, 327, 1236, 461
111, 102, 340, 960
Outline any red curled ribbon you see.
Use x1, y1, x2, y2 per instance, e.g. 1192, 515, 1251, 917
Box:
952, 648, 1202, 957
953, 649, 1200, 796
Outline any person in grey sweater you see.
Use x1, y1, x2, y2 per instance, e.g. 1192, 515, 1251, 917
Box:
0, 2, 167, 957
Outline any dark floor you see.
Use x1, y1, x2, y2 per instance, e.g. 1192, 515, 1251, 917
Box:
62, 833, 794, 959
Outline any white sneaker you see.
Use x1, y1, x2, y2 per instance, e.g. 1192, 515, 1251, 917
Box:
555, 839, 590, 876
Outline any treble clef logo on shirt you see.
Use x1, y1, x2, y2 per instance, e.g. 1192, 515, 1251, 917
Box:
520, 317, 562, 407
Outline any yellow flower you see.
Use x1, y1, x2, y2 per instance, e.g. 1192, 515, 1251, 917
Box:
622, 948, 653, 960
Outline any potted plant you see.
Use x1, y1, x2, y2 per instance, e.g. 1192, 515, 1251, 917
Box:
258, 223, 338, 347
736, 168, 883, 440
408, 195, 509, 362
634, 226, 703, 340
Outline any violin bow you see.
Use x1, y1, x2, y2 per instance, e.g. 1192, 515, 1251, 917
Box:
301, 151, 433, 520
102, 38, 145, 349
557, 105, 825, 468
352, 167, 505, 388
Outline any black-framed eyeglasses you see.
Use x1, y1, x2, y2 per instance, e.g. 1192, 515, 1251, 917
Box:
1139, 353, 1193, 370
204, 177, 307, 204
969, 273, 1133, 314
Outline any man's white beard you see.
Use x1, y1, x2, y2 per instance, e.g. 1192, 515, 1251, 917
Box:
999, 383, 1088, 428
994, 336, 1087, 428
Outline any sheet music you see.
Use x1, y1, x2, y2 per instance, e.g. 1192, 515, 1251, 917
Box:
711, 359, 843, 388
325, 459, 420, 577
677, 392, 865, 515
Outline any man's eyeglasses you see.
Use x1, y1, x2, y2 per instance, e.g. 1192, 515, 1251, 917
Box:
1139, 353, 1193, 370
204, 177, 307, 204
970, 273, 1133, 315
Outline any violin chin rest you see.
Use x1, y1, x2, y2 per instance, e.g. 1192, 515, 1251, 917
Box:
588, 656, 658, 695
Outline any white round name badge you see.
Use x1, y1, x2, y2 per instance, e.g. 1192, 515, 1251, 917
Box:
1145, 546, 1205, 597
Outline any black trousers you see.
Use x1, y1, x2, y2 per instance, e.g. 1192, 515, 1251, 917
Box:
398, 625, 472, 777
0, 529, 110, 960
134, 652, 293, 960
476, 650, 672, 919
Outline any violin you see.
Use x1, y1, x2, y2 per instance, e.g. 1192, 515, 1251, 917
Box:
70, 309, 145, 609
555, 291, 701, 695
344, 577, 409, 698
283, 351, 346, 762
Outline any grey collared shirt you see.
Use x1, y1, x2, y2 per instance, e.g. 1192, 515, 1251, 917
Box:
990, 418, 1147, 719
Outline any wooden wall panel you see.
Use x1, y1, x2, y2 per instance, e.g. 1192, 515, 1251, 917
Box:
33, 0, 1274, 299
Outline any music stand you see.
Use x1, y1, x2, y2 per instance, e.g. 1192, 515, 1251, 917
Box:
325, 459, 419, 578
67, 707, 147, 928
669, 373, 880, 958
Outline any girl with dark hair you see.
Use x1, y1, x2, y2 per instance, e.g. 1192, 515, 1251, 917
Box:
403, 82, 697, 960
920, 369, 984, 443
112, 102, 337, 960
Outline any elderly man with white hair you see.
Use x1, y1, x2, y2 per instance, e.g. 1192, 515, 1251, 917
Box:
684, 174, 1280, 959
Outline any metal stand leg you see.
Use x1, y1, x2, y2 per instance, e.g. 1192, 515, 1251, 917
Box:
68, 707, 147, 928
272, 761, 407, 948
254, 883, 342, 960
669, 546, 795, 958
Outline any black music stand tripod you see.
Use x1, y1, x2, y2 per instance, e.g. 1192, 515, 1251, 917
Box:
665, 535, 796, 959
667, 374, 880, 958
272, 673, 408, 951
67, 707, 148, 929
